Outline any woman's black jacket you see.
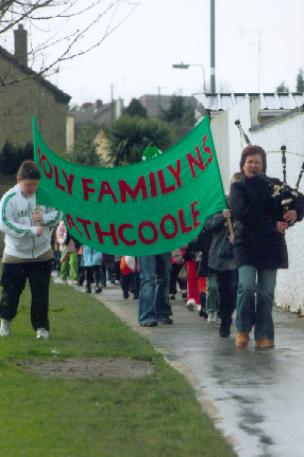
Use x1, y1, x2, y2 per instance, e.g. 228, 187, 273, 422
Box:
230, 174, 304, 270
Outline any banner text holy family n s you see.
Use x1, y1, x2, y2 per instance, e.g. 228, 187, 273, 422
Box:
33, 116, 227, 255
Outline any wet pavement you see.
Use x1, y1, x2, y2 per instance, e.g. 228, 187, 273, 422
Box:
74, 283, 304, 457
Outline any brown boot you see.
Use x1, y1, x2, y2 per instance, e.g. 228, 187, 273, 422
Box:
235, 332, 250, 348
255, 337, 274, 349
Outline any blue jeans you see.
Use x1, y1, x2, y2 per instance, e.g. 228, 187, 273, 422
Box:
138, 253, 172, 325
236, 265, 277, 341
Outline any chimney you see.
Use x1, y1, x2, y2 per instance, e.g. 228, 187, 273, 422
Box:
14, 24, 28, 66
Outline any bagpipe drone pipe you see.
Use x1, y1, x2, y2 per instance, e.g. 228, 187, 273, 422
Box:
235, 120, 304, 220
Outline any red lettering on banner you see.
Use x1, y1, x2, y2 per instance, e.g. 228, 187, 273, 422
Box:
119, 176, 148, 203
118, 224, 136, 246
160, 214, 179, 239
95, 222, 119, 245
76, 218, 92, 240
178, 208, 193, 233
158, 169, 176, 194
82, 178, 95, 201
65, 214, 82, 235
62, 169, 75, 195
148, 172, 158, 197
186, 145, 205, 178
40, 155, 52, 179
190, 201, 201, 228
203, 135, 213, 163
138, 221, 158, 245
167, 160, 182, 187
65, 199, 201, 250
98, 181, 118, 203
54, 165, 65, 191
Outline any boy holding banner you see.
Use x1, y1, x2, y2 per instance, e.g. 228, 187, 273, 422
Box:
0, 160, 61, 339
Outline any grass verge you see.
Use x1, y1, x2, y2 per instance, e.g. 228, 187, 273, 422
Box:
0, 276, 236, 457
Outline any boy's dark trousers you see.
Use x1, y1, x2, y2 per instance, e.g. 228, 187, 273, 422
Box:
0, 260, 52, 330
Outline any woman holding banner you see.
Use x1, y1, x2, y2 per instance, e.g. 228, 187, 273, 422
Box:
230, 145, 304, 349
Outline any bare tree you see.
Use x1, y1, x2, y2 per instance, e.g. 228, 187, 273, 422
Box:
0, 0, 139, 84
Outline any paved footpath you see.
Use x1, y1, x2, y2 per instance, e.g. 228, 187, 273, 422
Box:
74, 283, 304, 457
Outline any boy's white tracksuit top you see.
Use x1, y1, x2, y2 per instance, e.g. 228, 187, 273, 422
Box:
0, 184, 61, 259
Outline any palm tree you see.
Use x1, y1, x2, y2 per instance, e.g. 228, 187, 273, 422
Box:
105, 115, 174, 166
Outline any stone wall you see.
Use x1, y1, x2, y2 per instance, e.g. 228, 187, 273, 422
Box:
0, 56, 69, 153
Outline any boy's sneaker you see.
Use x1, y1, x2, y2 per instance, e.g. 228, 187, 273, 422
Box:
0, 319, 11, 337
36, 328, 49, 340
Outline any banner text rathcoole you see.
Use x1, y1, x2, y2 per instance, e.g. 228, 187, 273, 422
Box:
33, 117, 227, 255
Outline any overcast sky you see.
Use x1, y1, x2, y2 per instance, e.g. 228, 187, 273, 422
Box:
47, 0, 304, 106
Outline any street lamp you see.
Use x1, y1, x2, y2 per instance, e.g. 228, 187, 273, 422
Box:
172, 62, 206, 93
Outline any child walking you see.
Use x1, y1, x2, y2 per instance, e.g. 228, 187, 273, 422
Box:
120, 256, 139, 299
83, 245, 103, 294
56, 221, 79, 284
0, 160, 61, 339
204, 208, 238, 337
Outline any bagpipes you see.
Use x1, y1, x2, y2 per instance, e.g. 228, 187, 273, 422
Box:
235, 120, 304, 216
271, 145, 304, 214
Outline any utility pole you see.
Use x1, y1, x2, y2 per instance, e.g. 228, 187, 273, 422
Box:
248, 28, 263, 92
210, 0, 216, 93
240, 26, 280, 92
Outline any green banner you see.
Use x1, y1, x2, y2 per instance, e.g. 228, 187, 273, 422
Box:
33, 116, 227, 255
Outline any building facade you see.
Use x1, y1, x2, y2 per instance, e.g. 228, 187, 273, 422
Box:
0, 25, 71, 154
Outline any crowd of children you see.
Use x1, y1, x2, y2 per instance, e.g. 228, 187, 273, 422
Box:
166, 207, 237, 337
50, 209, 236, 337
51, 221, 140, 299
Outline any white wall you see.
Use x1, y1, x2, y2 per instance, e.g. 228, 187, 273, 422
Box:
251, 111, 304, 312
210, 97, 252, 192
226, 97, 252, 185
210, 111, 230, 192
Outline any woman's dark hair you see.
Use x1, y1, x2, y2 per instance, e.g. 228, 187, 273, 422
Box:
239, 145, 267, 173
17, 160, 41, 180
